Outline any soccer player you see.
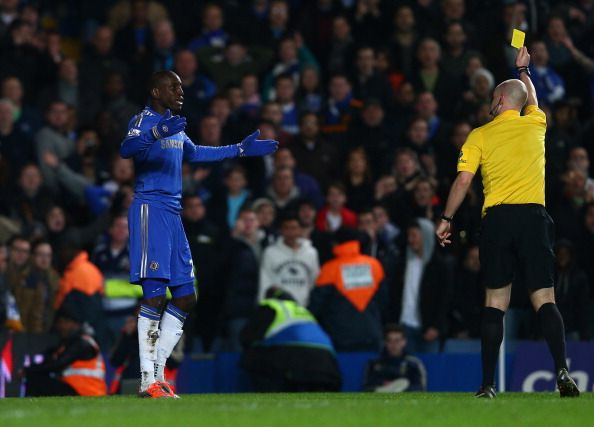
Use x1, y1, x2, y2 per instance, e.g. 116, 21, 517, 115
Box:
436, 47, 579, 398
120, 71, 278, 398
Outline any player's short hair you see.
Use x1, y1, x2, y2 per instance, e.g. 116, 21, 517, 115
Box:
149, 70, 175, 91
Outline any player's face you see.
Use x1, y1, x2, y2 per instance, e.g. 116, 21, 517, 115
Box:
157, 73, 184, 112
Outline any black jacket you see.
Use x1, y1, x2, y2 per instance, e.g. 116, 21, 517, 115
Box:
391, 252, 451, 334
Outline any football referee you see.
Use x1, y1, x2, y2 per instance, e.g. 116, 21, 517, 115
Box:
436, 47, 579, 398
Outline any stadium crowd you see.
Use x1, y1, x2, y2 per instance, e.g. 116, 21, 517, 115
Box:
0, 0, 593, 363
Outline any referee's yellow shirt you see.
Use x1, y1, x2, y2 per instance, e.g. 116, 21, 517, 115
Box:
457, 105, 546, 216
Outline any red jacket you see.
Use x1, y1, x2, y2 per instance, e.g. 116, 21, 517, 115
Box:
315, 207, 357, 231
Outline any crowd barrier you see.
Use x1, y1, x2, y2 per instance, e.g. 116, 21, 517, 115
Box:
2, 333, 593, 396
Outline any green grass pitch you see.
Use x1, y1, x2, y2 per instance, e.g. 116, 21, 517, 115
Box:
1, 393, 592, 427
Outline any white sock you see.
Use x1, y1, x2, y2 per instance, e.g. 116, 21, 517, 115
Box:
155, 304, 186, 382
138, 306, 161, 391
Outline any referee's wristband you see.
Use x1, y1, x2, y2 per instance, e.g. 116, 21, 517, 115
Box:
516, 66, 531, 77
440, 214, 454, 223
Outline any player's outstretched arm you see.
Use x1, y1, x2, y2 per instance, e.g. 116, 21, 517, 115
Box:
120, 110, 186, 158
183, 129, 279, 162
516, 47, 538, 107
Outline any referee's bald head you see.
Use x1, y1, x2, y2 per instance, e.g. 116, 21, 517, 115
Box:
494, 79, 528, 110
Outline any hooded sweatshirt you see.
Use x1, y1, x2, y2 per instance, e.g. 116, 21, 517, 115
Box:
258, 237, 320, 306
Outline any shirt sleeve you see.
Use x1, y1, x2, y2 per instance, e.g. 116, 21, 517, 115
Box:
182, 132, 240, 162
524, 104, 547, 127
119, 113, 156, 159
457, 129, 482, 174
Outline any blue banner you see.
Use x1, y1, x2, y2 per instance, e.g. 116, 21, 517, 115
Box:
510, 342, 594, 392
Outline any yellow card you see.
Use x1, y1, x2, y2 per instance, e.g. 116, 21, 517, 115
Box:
511, 29, 525, 49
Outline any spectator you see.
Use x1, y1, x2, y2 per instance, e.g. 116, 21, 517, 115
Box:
0, 19, 50, 103
391, 220, 450, 353
1, 76, 42, 137
309, 227, 386, 352
344, 147, 375, 213
44, 205, 109, 267
296, 198, 333, 265
411, 177, 441, 222
0, 98, 34, 178
259, 213, 320, 305
351, 46, 393, 108
224, 208, 267, 351
13, 240, 59, 333
315, 183, 358, 232
327, 14, 355, 75
351, 0, 386, 46
409, 38, 462, 119
174, 49, 217, 136
266, 166, 301, 213
348, 99, 396, 179
554, 240, 590, 340
263, 36, 319, 102
240, 287, 341, 392
240, 73, 262, 119
321, 74, 362, 139
181, 194, 224, 352
113, 0, 156, 103
449, 245, 483, 339
79, 26, 129, 115
290, 112, 339, 191
252, 0, 291, 48
197, 40, 273, 90
55, 245, 104, 311
5, 235, 31, 328
23, 306, 107, 397
35, 100, 75, 194
441, 21, 479, 80
456, 68, 495, 123
252, 198, 278, 245
92, 215, 135, 348
261, 101, 293, 146
363, 324, 427, 392
101, 71, 139, 137
188, 3, 229, 51
272, 74, 299, 135
152, 19, 177, 72
38, 58, 87, 116
389, 5, 419, 78
208, 165, 252, 232
528, 40, 566, 106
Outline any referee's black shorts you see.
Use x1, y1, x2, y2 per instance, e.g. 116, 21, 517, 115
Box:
479, 203, 555, 290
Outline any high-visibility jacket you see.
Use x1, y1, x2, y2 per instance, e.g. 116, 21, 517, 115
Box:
61, 335, 107, 396
315, 240, 384, 311
260, 298, 334, 352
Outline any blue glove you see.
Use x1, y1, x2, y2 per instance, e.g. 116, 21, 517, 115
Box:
151, 110, 187, 139
237, 130, 279, 157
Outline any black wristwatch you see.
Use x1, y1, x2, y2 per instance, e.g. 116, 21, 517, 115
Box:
517, 66, 531, 77
440, 214, 454, 223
